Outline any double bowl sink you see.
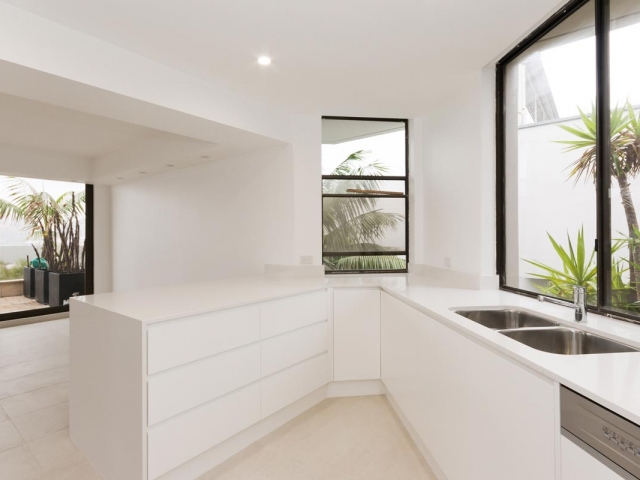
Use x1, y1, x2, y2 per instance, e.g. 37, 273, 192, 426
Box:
455, 309, 639, 355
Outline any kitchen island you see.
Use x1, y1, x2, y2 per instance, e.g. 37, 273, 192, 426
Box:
70, 274, 640, 480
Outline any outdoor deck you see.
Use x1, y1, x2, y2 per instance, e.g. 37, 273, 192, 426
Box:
0, 296, 44, 315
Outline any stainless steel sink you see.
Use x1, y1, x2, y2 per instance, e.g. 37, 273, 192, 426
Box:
455, 309, 558, 330
499, 327, 640, 355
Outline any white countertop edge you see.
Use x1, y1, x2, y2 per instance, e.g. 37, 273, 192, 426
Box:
377, 287, 640, 426
72, 284, 330, 324
71, 274, 640, 425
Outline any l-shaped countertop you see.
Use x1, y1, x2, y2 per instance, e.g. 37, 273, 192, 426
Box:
72, 273, 640, 426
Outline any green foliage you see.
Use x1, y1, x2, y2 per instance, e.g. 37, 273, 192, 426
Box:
0, 178, 86, 273
525, 228, 597, 302
323, 151, 406, 271
611, 257, 636, 310
556, 103, 638, 183
525, 228, 637, 309
0, 259, 28, 281
553, 102, 640, 311
323, 255, 406, 271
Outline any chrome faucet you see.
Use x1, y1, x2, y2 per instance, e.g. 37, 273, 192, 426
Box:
538, 286, 587, 322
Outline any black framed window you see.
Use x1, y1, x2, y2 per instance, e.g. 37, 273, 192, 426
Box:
0, 178, 94, 322
322, 117, 409, 274
497, 0, 640, 323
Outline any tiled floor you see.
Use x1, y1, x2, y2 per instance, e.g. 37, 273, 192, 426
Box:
198, 396, 436, 480
0, 318, 100, 480
0, 319, 435, 480
0, 296, 46, 315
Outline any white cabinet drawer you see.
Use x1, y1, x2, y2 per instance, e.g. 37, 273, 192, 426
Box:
148, 344, 260, 425
261, 353, 329, 418
261, 291, 327, 339
261, 322, 327, 377
148, 383, 260, 479
333, 289, 381, 381
147, 305, 260, 374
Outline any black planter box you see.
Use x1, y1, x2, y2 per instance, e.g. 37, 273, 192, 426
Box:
35, 269, 49, 305
23, 267, 35, 298
48, 272, 85, 307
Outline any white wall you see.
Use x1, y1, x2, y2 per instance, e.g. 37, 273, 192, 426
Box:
409, 118, 425, 267
111, 146, 295, 291
291, 115, 322, 266
93, 185, 112, 294
420, 68, 496, 279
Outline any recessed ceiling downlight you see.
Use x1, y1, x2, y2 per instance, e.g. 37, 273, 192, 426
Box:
258, 56, 271, 66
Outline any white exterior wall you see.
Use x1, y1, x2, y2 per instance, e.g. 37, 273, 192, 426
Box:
514, 118, 638, 282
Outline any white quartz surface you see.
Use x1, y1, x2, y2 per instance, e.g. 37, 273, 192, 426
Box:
72, 273, 640, 426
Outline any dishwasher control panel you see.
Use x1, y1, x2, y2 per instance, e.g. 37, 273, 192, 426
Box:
603, 426, 640, 457
561, 386, 640, 479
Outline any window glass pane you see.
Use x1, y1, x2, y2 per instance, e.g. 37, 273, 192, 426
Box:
322, 179, 405, 195
323, 255, 407, 272
322, 196, 406, 254
607, 0, 640, 314
0, 176, 86, 313
322, 119, 406, 176
504, 1, 597, 304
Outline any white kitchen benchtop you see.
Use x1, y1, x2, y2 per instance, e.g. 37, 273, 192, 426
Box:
73, 273, 640, 426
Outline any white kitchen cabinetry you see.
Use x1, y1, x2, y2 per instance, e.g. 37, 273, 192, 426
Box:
381, 292, 556, 480
333, 289, 381, 381
71, 290, 329, 480
561, 436, 627, 480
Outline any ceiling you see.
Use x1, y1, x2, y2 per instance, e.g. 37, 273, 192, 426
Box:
0, 92, 156, 158
0, 91, 259, 184
0, 0, 564, 117
322, 119, 404, 144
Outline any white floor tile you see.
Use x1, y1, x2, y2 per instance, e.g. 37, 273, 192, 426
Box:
12, 402, 69, 442
0, 366, 69, 400
1, 383, 69, 419
0, 419, 23, 452
28, 428, 81, 471
0, 444, 41, 480
0, 354, 69, 384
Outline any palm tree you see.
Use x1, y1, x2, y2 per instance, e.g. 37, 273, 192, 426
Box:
0, 177, 85, 271
323, 151, 406, 271
557, 102, 640, 298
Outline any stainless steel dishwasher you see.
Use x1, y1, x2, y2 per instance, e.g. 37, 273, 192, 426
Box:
561, 386, 640, 480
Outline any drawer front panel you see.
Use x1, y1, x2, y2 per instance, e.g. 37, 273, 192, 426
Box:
148, 344, 260, 425
148, 383, 260, 479
261, 322, 328, 377
261, 291, 327, 339
261, 353, 329, 419
147, 305, 260, 374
